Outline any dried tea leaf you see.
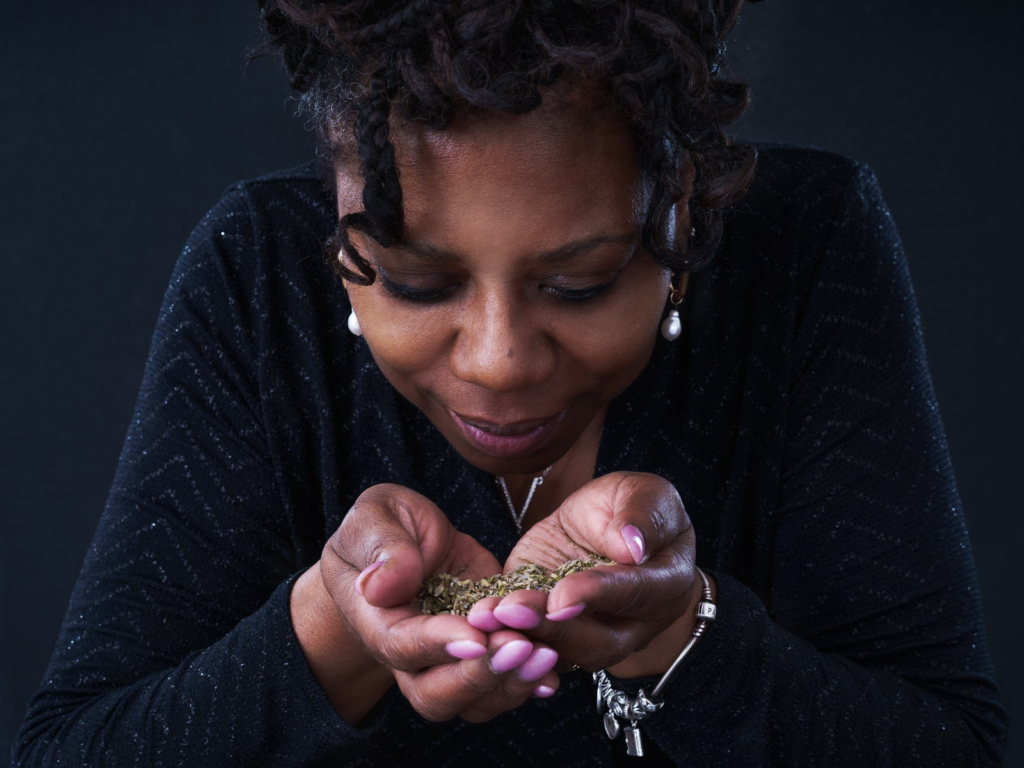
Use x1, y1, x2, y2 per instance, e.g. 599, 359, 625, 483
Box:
416, 554, 615, 616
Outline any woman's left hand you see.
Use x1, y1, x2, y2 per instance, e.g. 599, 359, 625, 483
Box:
468, 472, 702, 676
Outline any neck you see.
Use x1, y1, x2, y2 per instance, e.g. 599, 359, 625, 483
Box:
498, 406, 606, 532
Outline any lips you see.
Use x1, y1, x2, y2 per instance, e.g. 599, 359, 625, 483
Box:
449, 409, 566, 458
454, 413, 558, 436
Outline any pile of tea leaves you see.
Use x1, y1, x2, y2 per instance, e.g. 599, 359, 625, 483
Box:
417, 554, 615, 616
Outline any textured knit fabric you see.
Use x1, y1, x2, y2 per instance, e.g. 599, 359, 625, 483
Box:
13, 145, 1009, 767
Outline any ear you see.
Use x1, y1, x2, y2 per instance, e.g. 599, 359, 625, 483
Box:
334, 164, 364, 218
331, 155, 372, 278
673, 153, 697, 250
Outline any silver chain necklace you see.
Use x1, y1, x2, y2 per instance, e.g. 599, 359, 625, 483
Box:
495, 465, 553, 534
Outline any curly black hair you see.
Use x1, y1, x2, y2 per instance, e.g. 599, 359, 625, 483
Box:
252, 0, 761, 284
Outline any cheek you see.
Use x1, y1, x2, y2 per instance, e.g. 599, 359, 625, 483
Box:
554, 293, 663, 378
554, 261, 668, 377
349, 289, 451, 376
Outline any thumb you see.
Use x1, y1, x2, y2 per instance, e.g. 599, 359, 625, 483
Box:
322, 483, 456, 609
557, 472, 690, 566
543, 473, 696, 620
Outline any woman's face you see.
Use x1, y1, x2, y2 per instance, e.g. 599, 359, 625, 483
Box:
336, 96, 672, 477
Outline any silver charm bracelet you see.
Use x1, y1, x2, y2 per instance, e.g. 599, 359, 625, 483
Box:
592, 567, 716, 758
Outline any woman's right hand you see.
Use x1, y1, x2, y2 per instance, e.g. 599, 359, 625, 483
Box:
304, 483, 561, 724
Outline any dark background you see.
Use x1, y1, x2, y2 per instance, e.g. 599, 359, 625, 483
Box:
1, 1, 1020, 764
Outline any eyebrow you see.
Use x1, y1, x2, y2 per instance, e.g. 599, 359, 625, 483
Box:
391, 232, 638, 264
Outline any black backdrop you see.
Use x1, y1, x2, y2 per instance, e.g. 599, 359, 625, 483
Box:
1, 2, 1020, 763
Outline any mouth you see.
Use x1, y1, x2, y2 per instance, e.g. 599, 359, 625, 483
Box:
449, 409, 566, 458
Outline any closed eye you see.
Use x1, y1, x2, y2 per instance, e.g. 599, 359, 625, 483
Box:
374, 268, 621, 305
377, 274, 458, 303
545, 278, 619, 302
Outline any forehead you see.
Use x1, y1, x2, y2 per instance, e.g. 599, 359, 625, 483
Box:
335, 88, 648, 249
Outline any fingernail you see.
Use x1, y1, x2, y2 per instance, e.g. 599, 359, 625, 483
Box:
517, 647, 559, 682
446, 640, 487, 660
467, 609, 504, 632
622, 525, 646, 564
490, 639, 533, 673
493, 603, 540, 630
546, 603, 586, 622
533, 684, 556, 698
354, 560, 386, 596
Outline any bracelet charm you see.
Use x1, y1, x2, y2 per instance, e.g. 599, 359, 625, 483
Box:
593, 567, 715, 758
624, 722, 643, 757
603, 711, 620, 740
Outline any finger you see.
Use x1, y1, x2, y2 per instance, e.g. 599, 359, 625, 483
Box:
491, 589, 549, 630
487, 632, 535, 674
501, 606, 641, 672
467, 596, 505, 632
514, 644, 560, 683
362, 612, 493, 672
397, 630, 534, 722
459, 641, 559, 722
530, 669, 561, 699
456, 638, 560, 723
548, 551, 693, 622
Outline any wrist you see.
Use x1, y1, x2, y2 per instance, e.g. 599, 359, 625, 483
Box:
290, 563, 394, 723
607, 570, 717, 679
594, 568, 717, 757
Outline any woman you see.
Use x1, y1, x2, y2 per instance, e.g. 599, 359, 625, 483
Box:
13, 0, 1008, 765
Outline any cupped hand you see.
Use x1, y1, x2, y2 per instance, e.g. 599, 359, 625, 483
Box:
319, 483, 561, 722
470, 472, 699, 674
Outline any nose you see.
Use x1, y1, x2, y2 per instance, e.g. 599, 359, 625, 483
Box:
449, 290, 556, 393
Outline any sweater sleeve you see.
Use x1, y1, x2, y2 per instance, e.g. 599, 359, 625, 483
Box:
13, 190, 389, 767
633, 165, 1009, 766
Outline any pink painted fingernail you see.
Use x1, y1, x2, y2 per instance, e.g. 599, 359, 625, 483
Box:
446, 640, 487, 660
493, 603, 540, 630
546, 603, 586, 622
355, 560, 386, 596
622, 525, 646, 564
490, 639, 534, 673
533, 684, 556, 698
467, 609, 504, 632
517, 647, 559, 682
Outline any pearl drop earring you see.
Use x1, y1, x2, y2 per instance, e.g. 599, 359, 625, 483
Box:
661, 272, 690, 341
348, 309, 363, 336
338, 247, 363, 337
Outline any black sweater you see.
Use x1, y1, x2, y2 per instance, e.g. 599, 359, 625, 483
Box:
13, 145, 1009, 766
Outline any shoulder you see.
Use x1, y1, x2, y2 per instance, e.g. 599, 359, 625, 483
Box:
220, 159, 332, 205
735, 143, 872, 226
173, 160, 336, 289
181, 159, 334, 243
695, 144, 905, 349
745, 143, 865, 195
723, 143, 893, 269
158, 160, 342, 361
205, 159, 336, 244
